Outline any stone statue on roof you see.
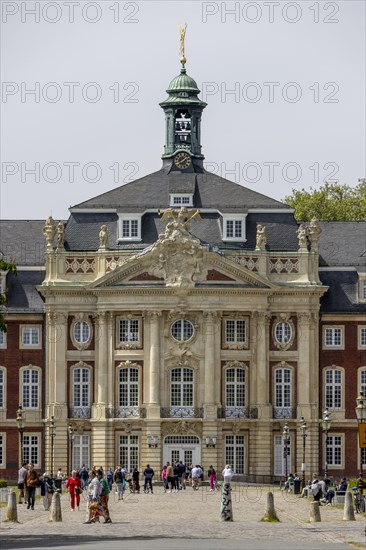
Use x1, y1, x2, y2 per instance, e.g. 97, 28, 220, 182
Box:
297, 224, 308, 250
255, 224, 267, 251
43, 216, 56, 251
56, 221, 65, 250
99, 225, 108, 250
308, 217, 322, 251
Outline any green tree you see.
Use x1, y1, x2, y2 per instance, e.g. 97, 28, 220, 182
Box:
0, 259, 17, 333
284, 180, 366, 221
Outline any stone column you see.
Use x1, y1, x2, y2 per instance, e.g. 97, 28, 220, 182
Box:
204, 312, 217, 420
147, 311, 161, 419
250, 312, 258, 405
106, 312, 114, 407
54, 312, 68, 407
256, 312, 269, 408
297, 312, 312, 418
95, 311, 108, 407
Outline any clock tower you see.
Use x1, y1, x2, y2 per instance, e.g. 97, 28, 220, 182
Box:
160, 31, 207, 171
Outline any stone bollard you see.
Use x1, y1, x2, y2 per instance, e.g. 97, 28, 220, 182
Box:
261, 491, 280, 522
50, 492, 62, 522
343, 491, 355, 521
309, 501, 321, 522
5, 491, 18, 523
220, 482, 233, 521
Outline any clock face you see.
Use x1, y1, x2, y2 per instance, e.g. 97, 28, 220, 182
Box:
174, 152, 191, 170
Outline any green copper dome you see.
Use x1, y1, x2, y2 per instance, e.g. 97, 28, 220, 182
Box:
167, 68, 200, 94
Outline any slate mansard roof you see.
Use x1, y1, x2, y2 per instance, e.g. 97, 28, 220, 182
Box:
66, 168, 299, 252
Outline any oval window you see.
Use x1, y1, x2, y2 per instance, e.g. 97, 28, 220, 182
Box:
170, 320, 194, 342
73, 321, 90, 344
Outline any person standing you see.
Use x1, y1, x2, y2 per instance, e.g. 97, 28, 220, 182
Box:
106, 468, 114, 491
113, 467, 125, 500
80, 465, 89, 490
84, 470, 104, 524
132, 467, 140, 493
25, 464, 39, 510
166, 462, 173, 493
207, 465, 217, 491
66, 470, 82, 511
97, 469, 112, 523
17, 462, 28, 504
40, 473, 57, 511
143, 464, 154, 493
161, 465, 168, 492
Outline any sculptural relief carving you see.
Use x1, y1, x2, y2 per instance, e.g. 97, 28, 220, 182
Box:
145, 208, 207, 288
56, 221, 65, 250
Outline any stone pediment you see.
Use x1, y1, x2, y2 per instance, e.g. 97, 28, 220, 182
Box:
90, 208, 275, 290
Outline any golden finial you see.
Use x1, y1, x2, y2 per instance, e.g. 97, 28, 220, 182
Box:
179, 23, 187, 67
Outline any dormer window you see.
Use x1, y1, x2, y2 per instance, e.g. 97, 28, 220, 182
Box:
118, 214, 142, 242
222, 215, 247, 242
170, 194, 193, 207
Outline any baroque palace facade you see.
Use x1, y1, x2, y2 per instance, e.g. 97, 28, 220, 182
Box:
0, 54, 365, 480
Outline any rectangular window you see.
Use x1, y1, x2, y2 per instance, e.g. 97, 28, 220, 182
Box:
122, 220, 138, 238
23, 435, 39, 467
225, 435, 245, 474
359, 327, 366, 349
275, 369, 291, 408
325, 369, 342, 409
171, 368, 194, 407
73, 435, 90, 470
360, 279, 366, 302
73, 368, 90, 407
362, 448, 366, 467
171, 195, 192, 206
274, 434, 292, 476
0, 330, 6, 348
118, 215, 141, 241
117, 319, 140, 345
119, 368, 139, 407
360, 370, 366, 395
323, 326, 343, 349
0, 434, 3, 467
223, 216, 247, 242
119, 434, 139, 472
225, 319, 246, 344
326, 435, 342, 467
22, 369, 40, 409
20, 325, 41, 349
0, 369, 4, 408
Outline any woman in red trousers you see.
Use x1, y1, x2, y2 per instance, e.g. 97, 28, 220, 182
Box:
66, 470, 82, 511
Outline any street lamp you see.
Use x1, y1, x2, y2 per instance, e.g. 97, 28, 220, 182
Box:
282, 422, 290, 481
48, 416, 56, 476
68, 423, 75, 473
322, 407, 332, 479
147, 435, 158, 448
16, 405, 25, 464
355, 390, 366, 478
299, 416, 307, 489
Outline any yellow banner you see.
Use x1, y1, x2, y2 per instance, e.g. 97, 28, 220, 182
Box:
359, 424, 366, 448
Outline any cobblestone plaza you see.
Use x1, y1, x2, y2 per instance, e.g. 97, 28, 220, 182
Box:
1, 486, 365, 549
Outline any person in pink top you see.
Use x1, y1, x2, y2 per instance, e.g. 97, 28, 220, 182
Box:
207, 465, 217, 491
66, 470, 82, 511
161, 465, 168, 492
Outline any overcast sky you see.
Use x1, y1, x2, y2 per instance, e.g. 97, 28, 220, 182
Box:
1, 0, 365, 220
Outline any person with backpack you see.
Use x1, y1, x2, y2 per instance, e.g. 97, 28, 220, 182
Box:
97, 469, 112, 523
311, 473, 322, 505
113, 466, 125, 500
84, 470, 104, 524
143, 464, 154, 493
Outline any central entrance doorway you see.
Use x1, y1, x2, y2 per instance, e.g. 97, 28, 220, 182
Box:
163, 435, 201, 466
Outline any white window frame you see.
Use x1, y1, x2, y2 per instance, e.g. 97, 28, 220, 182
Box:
225, 367, 246, 408
222, 214, 247, 242
224, 319, 247, 345
118, 214, 142, 241
72, 434, 90, 470
0, 433, 5, 467
0, 330, 6, 349
169, 194, 193, 207
359, 368, 366, 395
21, 366, 41, 409
170, 367, 194, 408
225, 434, 246, 475
274, 368, 292, 408
20, 325, 42, 349
73, 321, 91, 346
325, 433, 344, 469
0, 368, 5, 409
116, 317, 142, 348
358, 326, 366, 349
118, 366, 140, 408
170, 319, 195, 343
324, 367, 343, 409
323, 325, 344, 350
23, 433, 41, 468
118, 434, 139, 472
72, 366, 91, 408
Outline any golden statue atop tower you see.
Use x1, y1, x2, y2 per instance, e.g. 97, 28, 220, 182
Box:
179, 23, 187, 67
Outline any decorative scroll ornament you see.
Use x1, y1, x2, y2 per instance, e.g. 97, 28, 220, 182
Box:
146, 207, 207, 288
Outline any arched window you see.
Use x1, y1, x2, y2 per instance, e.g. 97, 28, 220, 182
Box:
22, 367, 40, 409
170, 368, 194, 407
73, 367, 90, 407
325, 368, 342, 409
225, 368, 246, 408
119, 367, 139, 407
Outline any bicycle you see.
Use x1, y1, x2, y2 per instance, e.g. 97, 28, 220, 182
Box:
353, 489, 366, 513
191, 477, 200, 491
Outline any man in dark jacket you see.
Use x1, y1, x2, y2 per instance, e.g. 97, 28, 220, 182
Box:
25, 464, 39, 510
143, 464, 154, 493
